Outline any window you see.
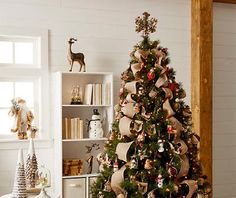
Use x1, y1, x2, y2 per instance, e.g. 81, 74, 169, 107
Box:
0, 37, 39, 67
0, 27, 49, 139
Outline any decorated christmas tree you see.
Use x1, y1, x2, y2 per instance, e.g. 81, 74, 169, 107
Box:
91, 12, 211, 198
26, 138, 38, 188
12, 149, 27, 198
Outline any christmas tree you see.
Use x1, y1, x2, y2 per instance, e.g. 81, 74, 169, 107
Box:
26, 138, 38, 188
91, 12, 211, 198
12, 149, 27, 198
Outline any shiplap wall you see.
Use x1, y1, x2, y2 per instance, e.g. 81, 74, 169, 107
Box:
213, 3, 236, 198
0, 0, 191, 195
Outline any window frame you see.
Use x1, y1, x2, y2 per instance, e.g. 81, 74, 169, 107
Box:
0, 26, 49, 140
0, 36, 40, 67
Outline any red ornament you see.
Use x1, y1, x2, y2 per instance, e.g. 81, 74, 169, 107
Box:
167, 125, 173, 134
113, 160, 119, 172
147, 69, 155, 81
168, 83, 179, 91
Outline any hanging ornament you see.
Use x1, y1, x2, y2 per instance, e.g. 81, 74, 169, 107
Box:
144, 159, 153, 170
137, 132, 145, 142
138, 149, 148, 160
167, 124, 176, 139
179, 89, 186, 99
156, 174, 164, 188
182, 106, 192, 117
113, 159, 119, 172
147, 124, 157, 136
108, 131, 116, 141
133, 103, 141, 113
141, 106, 152, 120
147, 189, 156, 198
149, 89, 157, 98
98, 191, 104, 198
138, 85, 145, 95
137, 181, 148, 194
168, 166, 178, 176
104, 180, 112, 192
147, 68, 155, 81
173, 102, 181, 111
130, 156, 138, 169
157, 140, 164, 152
168, 82, 179, 91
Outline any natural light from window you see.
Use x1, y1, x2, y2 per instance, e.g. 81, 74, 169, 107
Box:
0, 38, 37, 66
0, 41, 13, 64
15, 42, 34, 64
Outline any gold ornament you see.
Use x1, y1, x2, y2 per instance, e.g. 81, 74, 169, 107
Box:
144, 159, 153, 170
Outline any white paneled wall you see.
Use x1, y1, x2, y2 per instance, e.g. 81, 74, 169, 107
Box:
0, 0, 191, 195
213, 3, 236, 198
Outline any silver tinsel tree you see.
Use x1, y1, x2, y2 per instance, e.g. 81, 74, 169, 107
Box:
12, 149, 27, 198
26, 138, 38, 188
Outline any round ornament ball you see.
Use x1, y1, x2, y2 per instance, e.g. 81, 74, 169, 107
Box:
147, 69, 155, 81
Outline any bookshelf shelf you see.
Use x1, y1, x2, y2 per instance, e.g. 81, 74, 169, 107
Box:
62, 173, 99, 179
62, 138, 107, 142
62, 104, 111, 107
53, 72, 113, 198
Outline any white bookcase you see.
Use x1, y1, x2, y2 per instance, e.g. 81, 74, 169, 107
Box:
52, 72, 113, 198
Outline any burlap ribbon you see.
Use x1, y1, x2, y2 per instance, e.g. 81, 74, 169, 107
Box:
168, 117, 183, 137
177, 154, 189, 178
163, 99, 175, 118
152, 49, 165, 64
162, 87, 173, 99
119, 116, 132, 137
131, 63, 142, 76
125, 81, 139, 93
134, 49, 148, 61
111, 165, 126, 196
174, 139, 188, 155
116, 141, 134, 162
155, 74, 168, 88
180, 180, 198, 198
126, 93, 135, 103
121, 103, 136, 118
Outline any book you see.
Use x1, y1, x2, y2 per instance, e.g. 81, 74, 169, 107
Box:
102, 83, 106, 105
64, 118, 71, 139
105, 82, 111, 105
92, 84, 96, 105
95, 84, 101, 105
71, 118, 75, 139
84, 84, 93, 105
75, 118, 80, 139
79, 120, 84, 139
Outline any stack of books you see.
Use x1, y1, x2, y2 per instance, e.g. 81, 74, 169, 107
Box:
62, 117, 84, 139
63, 159, 83, 176
84, 82, 111, 105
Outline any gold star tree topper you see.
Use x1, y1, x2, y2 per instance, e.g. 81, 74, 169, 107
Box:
135, 12, 158, 37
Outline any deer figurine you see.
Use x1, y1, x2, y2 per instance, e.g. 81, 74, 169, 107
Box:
67, 38, 86, 72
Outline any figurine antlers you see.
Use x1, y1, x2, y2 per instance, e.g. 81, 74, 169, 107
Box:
67, 38, 86, 72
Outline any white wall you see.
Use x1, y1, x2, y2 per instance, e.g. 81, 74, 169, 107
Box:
0, 0, 191, 195
213, 3, 236, 198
